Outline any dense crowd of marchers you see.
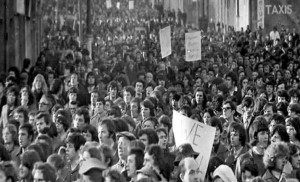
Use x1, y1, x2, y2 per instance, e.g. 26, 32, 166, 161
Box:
1, 0, 300, 182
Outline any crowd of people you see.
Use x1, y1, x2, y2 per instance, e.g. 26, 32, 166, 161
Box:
1, 0, 300, 182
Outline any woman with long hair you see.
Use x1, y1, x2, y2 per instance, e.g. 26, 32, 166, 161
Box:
31, 74, 48, 103
0, 86, 19, 129
20, 86, 36, 112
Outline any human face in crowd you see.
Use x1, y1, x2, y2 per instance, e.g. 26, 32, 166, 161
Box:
6, 92, 16, 105
123, 91, 132, 104
277, 83, 285, 92
222, 103, 233, 120
66, 142, 76, 161
179, 158, 200, 182
255, 77, 264, 87
14, 112, 25, 126
70, 74, 78, 87
135, 82, 143, 94
195, 91, 204, 104
109, 87, 117, 99
2, 128, 13, 144
278, 96, 286, 103
214, 127, 221, 145
19, 164, 30, 179
241, 78, 249, 90
35, 78, 43, 90
33, 170, 45, 182
39, 96, 51, 112
158, 79, 165, 88
266, 85, 273, 95
203, 112, 212, 125
130, 102, 139, 119
18, 129, 31, 148
230, 131, 241, 147
69, 93, 77, 102
287, 125, 297, 142
95, 101, 104, 113
126, 154, 137, 178
146, 73, 153, 83
73, 114, 85, 130
242, 170, 255, 182
146, 86, 153, 97
143, 152, 155, 168
291, 149, 300, 169
90, 92, 98, 105
118, 136, 130, 160
36, 117, 48, 134
257, 130, 269, 148
143, 120, 155, 129
157, 131, 168, 149
275, 155, 288, 171
98, 124, 111, 145
242, 105, 253, 120
139, 134, 149, 148
225, 77, 233, 89
271, 131, 282, 143
82, 131, 92, 142
55, 119, 64, 134
290, 95, 299, 104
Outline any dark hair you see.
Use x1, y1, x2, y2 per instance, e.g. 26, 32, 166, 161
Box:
211, 117, 223, 133
130, 97, 142, 113
0, 144, 11, 161
286, 116, 300, 141
112, 118, 129, 133
271, 124, 290, 143
33, 162, 56, 182
82, 125, 99, 142
228, 122, 247, 146
21, 150, 41, 171
13, 106, 29, 123
55, 115, 70, 131
223, 100, 237, 111
123, 86, 135, 98
98, 145, 114, 167
99, 119, 116, 140
138, 128, 159, 145
140, 100, 155, 117
249, 116, 269, 146
158, 115, 171, 131
129, 147, 144, 170
66, 133, 86, 151
241, 158, 259, 177
47, 154, 65, 170
276, 101, 289, 117
27, 143, 46, 162
105, 170, 126, 182
75, 107, 90, 124
19, 123, 34, 139
36, 112, 52, 125
270, 114, 285, 125
277, 90, 289, 102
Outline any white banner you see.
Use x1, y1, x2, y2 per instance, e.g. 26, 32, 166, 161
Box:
106, 0, 112, 9
185, 31, 202, 61
257, 0, 265, 28
172, 110, 216, 181
129, 1, 134, 10
159, 26, 172, 58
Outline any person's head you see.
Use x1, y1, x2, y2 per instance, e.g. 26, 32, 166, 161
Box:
73, 107, 90, 130
2, 124, 18, 145
138, 128, 159, 149
104, 170, 126, 182
66, 133, 86, 161
241, 159, 259, 182
54, 115, 70, 134
19, 150, 41, 180
178, 157, 200, 182
249, 116, 269, 148
211, 117, 223, 145
130, 97, 141, 118
90, 89, 99, 105
222, 100, 236, 120
79, 158, 105, 182
0, 161, 18, 182
123, 86, 135, 104
144, 144, 164, 169
70, 73, 79, 87
13, 106, 28, 126
98, 119, 116, 145
263, 142, 289, 171
286, 116, 300, 142
140, 100, 155, 120
98, 145, 114, 167
32, 74, 48, 93
36, 112, 51, 134
277, 90, 289, 103
117, 131, 136, 160
82, 125, 99, 142
155, 128, 168, 149
158, 115, 172, 132
194, 88, 206, 105
18, 123, 34, 149
228, 122, 247, 147
32, 162, 56, 182
213, 164, 237, 182
288, 143, 300, 169
203, 108, 215, 125
46, 153, 65, 172
270, 124, 290, 143
39, 93, 55, 113
225, 72, 237, 89
142, 117, 158, 130
126, 147, 144, 178
107, 81, 119, 99
68, 87, 78, 102
263, 102, 277, 122
241, 96, 254, 119
6, 85, 18, 106
288, 103, 300, 117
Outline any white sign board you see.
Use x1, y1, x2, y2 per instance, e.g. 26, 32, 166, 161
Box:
172, 110, 216, 181
185, 31, 202, 61
16, 0, 25, 15
159, 26, 172, 58
106, 0, 112, 9
129, 1, 134, 10
257, 0, 264, 28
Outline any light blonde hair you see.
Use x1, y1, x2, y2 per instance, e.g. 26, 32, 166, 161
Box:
31, 74, 48, 94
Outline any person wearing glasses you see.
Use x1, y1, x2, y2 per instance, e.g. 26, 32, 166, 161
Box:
221, 100, 239, 125
38, 93, 55, 114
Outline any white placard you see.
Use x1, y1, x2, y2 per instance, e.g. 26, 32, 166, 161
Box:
172, 110, 216, 181
159, 26, 172, 58
129, 1, 134, 10
185, 31, 202, 61
106, 0, 112, 9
